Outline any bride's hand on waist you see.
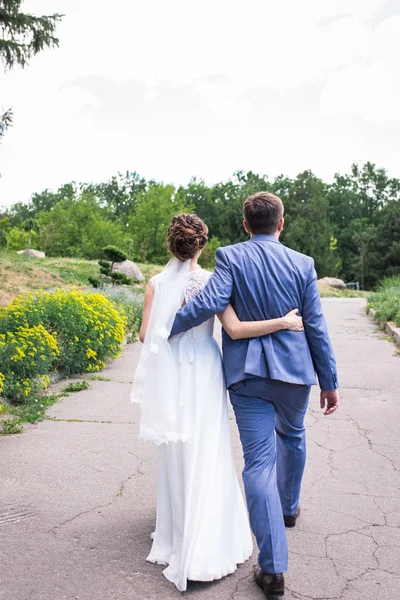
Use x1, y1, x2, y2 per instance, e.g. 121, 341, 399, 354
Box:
282, 309, 304, 332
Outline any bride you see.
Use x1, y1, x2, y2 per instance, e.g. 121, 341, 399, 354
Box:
131, 213, 304, 592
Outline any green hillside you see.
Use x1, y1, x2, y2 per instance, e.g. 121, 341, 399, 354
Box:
0, 252, 367, 306
0, 253, 162, 306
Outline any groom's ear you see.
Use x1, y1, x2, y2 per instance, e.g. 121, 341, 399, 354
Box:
277, 217, 284, 232
243, 220, 251, 234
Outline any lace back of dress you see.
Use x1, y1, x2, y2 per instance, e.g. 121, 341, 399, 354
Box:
185, 269, 211, 303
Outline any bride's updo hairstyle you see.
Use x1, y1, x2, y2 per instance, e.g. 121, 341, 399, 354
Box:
167, 213, 208, 262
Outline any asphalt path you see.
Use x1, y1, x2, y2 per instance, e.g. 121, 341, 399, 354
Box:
1, 298, 400, 600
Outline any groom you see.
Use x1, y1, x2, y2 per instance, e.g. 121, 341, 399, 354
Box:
170, 192, 339, 597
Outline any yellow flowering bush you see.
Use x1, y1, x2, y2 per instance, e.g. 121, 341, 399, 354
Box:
0, 325, 59, 402
0, 289, 127, 377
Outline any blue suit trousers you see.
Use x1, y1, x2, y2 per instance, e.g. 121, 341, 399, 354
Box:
229, 378, 311, 574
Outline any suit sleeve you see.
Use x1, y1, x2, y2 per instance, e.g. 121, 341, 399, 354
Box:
169, 247, 233, 338
302, 260, 339, 390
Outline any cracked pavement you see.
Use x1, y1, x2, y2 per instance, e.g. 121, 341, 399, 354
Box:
1, 298, 400, 600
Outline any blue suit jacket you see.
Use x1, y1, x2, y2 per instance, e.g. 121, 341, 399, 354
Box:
170, 234, 338, 391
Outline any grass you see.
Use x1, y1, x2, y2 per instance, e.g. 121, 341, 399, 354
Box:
0, 377, 94, 435
0, 251, 163, 305
1, 419, 24, 435
367, 276, 400, 327
62, 380, 90, 393
0, 252, 98, 305
318, 283, 368, 298
0, 392, 64, 435
1, 251, 368, 302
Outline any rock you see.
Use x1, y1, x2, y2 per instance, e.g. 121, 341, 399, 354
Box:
318, 277, 346, 290
385, 321, 397, 337
17, 249, 46, 258
112, 260, 144, 281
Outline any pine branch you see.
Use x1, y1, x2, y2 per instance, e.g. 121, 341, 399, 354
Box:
0, 1, 62, 69
0, 107, 13, 141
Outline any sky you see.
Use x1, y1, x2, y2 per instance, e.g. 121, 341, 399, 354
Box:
0, 0, 399, 207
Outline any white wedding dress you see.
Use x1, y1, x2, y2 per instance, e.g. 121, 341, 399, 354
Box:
146, 269, 253, 591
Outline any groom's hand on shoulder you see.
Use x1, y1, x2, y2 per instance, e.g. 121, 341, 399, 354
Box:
320, 389, 340, 416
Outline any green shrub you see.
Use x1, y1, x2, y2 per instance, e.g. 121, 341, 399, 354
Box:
98, 259, 111, 278
368, 276, 400, 327
88, 275, 101, 288
110, 271, 132, 286
0, 288, 127, 376
0, 324, 58, 402
91, 247, 130, 287
98, 259, 110, 269
6, 228, 39, 251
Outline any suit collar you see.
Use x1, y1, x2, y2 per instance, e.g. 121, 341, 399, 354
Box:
250, 233, 281, 244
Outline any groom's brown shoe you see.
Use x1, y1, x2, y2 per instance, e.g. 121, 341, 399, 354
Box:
254, 568, 285, 598
284, 505, 301, 528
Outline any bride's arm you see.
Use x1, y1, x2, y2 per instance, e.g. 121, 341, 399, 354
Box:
139, 283, 155, 343
218, 304, 303, 340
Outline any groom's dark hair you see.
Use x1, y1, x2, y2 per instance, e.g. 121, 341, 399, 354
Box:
243, 192, 284, 234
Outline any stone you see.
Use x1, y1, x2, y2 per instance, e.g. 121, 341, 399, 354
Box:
112, 260, 144, 281
394, 328, 400, 346
385, 321, 396, 337
318, 276, 346, 289
16, 249, 45, 258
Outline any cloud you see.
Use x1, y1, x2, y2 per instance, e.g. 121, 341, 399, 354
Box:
320, 15, 400, 122
0, 0, 398, 207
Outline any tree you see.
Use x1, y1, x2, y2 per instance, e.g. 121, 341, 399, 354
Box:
0, 214, 10, 247
199, 235, 221, 269
128, 183, 192, 263
31, 183, 76, 214
279, 171, 338, 277
87, 172, 147, 225
362, 200, 400, 289
6, 226, 38, 250
177, 178, 218, 237
21, 216, 39, 256
0, 0, 62, 69
37, 191, 125, 258
103, 245, 127, 266
0, 107, 12, 143
1, 163, 398, 289
327, 162, 400, 285
90, 246, 132, 288
211, 171, 270, 244
0, 0, 63, 142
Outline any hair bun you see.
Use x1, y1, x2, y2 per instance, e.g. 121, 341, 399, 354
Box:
167, 214, 208, 261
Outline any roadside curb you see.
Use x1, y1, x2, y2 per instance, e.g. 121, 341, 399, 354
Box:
368, 308, 400, 346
